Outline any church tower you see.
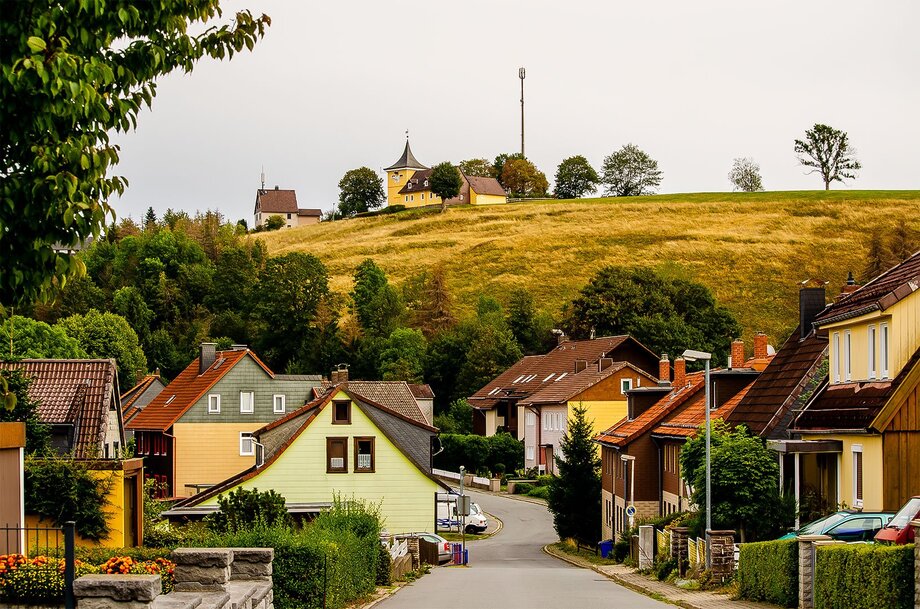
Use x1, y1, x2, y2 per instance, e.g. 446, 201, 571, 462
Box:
383, 137, 428, 207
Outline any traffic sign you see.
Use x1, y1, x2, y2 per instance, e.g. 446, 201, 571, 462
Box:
625, 505, 637, 518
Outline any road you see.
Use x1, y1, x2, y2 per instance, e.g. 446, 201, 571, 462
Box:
378, 489, 668, 609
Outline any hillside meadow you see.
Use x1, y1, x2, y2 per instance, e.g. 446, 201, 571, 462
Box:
260, 191, 920, 347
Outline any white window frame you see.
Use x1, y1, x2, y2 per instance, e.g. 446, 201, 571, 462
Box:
852, 444, 863, 508
880, 323, 889, 379
543, 414, 549, 431
867, 325, 877, 380
240, 432, 255, 456
621, 378, 633, 393
832, 333, 840, 383
273, 394, 286, 414
526, 446, 535, 461
240, 391, 255, 414
208, 394, 221, 414
844, 331, 851, 381
526, 411, 535, 427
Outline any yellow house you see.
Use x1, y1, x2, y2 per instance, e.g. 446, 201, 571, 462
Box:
168, 386, 449, 534
791, 257, 920, 512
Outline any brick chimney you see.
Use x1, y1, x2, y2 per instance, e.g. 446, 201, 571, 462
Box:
659, 354, 670, 385
199, 343, 217, 375
673, 357, 686, 389
554, 330, 569, 346
330, 365, 349, 384
753, 332, 768, 360
731, 339, 745, 369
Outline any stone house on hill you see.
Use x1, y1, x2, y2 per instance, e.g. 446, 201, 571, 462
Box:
253, 186, 321, 229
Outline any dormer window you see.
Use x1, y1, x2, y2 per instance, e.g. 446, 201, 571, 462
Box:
424, 180, 429, 187
332, 400, 351, 424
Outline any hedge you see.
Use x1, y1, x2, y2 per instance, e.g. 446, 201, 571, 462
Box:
435, 432, 523, 475
814, 543, 913, 609
737, 539, 798, 607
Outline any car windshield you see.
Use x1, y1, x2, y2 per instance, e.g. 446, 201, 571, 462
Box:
470, 504, 481, 515
798, 512, 848, 535
887, 497, 920, 530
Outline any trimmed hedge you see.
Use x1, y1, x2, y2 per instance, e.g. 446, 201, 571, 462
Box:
814, 543, 913, 609
738, 539, 798, 607
435, 432, 523, 475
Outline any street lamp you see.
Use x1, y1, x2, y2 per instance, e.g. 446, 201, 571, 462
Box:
682, 348, 712, 569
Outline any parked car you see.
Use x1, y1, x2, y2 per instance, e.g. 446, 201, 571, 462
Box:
436, 492, 489, 533
409, 532, 452, 563
874, 496, 920, 544
780, 510, 894, 542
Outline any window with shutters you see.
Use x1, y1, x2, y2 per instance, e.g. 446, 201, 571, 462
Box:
354, 437, 375, 472
852, 445, 863, 507
326, 437, 347, 473
332, 400, 351, 424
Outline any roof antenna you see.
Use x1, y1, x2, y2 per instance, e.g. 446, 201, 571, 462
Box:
405, 129, 409, 141
260, 166, 266, 191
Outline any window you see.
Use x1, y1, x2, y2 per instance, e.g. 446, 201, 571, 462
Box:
354, 437, 375, 472
526, 446, 534, 461
881, 323, 889, 379
287, 213, 291, 219
326, 437, 347, 473
459, 195, 464, 201
404, 196, 408, 202
332, 400, 351, 424
424, 180, 429, 187
240, 391, 254, 414
273, 394, 286, 414
844, 331, 851, 381
868, 325, 877, 380
208, 394, 221, 414
543, 414, 550, 431
621, 379, 633, 393
421, 193, 425, 200
832, 333, 841, 383
852, 445, 863, 508
526, 411, 535, 426
240, 432, 255, 456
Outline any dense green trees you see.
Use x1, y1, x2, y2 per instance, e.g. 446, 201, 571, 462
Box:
0, 316, 86, 360
429, 162, 463, 212
59, 310, 147, 388
554, 155, 599, 199
548, 405, 601, 545
338, 167, 386, 216
501, 158, 549, 198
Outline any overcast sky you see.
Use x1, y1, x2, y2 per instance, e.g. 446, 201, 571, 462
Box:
112, 0, 920, 223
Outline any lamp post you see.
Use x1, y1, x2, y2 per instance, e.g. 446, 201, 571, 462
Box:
682, 348, 712, 569
519, 67, 525, 158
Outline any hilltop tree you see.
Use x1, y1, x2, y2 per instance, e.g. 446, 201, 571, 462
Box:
337, 167, 385, 216
728, 157, 765, 192
144, 207, 158, 231
493, 153, 524, 188
554, 155, 598, 199
501, 158, 548, 198
601, 144, 662, 197
548, 405, 601, 545
459, 158, 496, 178
0, 2, 269, 305
794, 123, 861, 190
429, 162, 463, 212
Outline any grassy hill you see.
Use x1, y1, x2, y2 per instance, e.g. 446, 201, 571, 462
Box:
260, 191, 920, 347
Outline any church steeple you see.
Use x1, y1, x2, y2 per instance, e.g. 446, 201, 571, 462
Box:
383, 138, 428, 172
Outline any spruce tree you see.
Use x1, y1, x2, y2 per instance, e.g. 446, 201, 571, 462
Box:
548, 404, 601, 545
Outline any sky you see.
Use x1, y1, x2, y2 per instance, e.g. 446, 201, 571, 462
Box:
112, 0, 920, 223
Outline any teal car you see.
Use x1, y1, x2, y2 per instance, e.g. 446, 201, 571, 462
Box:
779, 510, 895, 542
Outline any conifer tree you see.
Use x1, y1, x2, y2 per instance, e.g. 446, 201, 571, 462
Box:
547, 404, 601, 545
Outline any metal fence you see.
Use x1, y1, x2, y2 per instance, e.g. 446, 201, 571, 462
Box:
0, 521, 75, 609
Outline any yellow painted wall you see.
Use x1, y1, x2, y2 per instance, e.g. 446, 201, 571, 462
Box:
802, 433, 884, 511
470, 192, 506, 206
570, 400, 628, 437
200, 391, 440, 534
173, 423, 263, 497
387, 169, 424, 207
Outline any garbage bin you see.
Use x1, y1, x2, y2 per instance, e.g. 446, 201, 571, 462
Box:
598, 539, 614, 558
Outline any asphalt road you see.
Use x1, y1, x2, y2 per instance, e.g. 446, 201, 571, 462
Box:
378, 489, 668, 609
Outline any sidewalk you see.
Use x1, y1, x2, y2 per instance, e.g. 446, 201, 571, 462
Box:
544, 545, 782, 609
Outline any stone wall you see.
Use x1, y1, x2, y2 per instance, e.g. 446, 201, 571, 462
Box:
706, 530, 735, 584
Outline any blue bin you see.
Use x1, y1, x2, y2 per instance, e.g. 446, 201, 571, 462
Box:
598, 539, 614, 558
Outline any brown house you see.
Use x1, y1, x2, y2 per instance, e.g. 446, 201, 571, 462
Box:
253, 186, 321, 229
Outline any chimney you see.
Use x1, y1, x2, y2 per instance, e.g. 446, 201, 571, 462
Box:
330, 364, 349, 384
731, 339, 745, 369
753, 332, 768, 359
199, 343, 217, 375
799, 285, 827, 339
658, 354, 670, 386
274, 185, 279, 190
835, 271, 859, 302
574, 360, 588, 373
598, 358, 613, 372
673, 357, 686, 389
230, 344, 248, 351
554, 330, 569, 346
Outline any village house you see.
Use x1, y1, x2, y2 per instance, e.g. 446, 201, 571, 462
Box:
166, 383, 450, 534
253, 185, 321, 228
783, 253, 920, 513
126, 344, 322, 498
384, 140, 507, 208
121, 371, 167, 427
468, 335, 660, 468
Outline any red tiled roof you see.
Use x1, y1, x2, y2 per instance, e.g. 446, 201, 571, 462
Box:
465, 175, 506, 197
297, 209, 322, 217
127, 350, 273, 431
317, 380, 428, 426
595, 373, 705, 447
120, 374, 163, 421
814, 250, 920, 326
255, 189, 298, 214
408, 384, 435, 400
520, 362, 655, 406
0, 359, 118, 458
653, 382, 754, 438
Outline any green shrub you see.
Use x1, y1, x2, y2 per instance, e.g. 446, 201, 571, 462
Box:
655, 557, 676, 581
814, 543, 913, 609
527, 486, 550, 500
612, 539, 630, 562
434, 432, 523, 474
205, 487, 290, 533
75, 546, 172, 564
375, 542, 391, 586
24, 457, 114, 541
737, 539, 797, 607
513, 483, 533, 495
535, 474, 554, 487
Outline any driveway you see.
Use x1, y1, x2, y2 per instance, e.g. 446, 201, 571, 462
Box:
378, 489, 668, 609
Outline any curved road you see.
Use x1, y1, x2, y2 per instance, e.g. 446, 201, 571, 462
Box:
379, 489, 668, 609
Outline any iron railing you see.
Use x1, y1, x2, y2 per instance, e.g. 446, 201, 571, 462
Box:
0, 521, 75, 609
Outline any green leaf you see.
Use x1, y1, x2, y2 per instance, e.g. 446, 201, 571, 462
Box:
26, 36, 46, 52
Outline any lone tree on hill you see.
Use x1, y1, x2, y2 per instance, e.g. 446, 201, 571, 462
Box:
728, 157, 765, 192
548, 404, 601, 545
554, 155, 599, 199
337, 167, 385, 216
0, 2, 269, 305
794, 123, 861, 190
601, 144, 662, 197
429, 162, 463, 212
501, 158, 548, 198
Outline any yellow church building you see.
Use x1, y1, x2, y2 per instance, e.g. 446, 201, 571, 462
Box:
383, 140, 507, 208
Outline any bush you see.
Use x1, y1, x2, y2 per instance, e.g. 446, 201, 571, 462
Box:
205, 487, 290, 533
527, 486, 550, 500
737, 539, 798, 607
375, 542, 391, 586
612, 539, 630, 562
434, 432, 523, 474
24, 457, 114, 541
513, 483, 533, 495
814, 543, 913, 609
655, 557, 676, 581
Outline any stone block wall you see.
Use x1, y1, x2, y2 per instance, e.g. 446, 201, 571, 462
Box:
706, 530, 735, 584
670, 526, 689, 576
